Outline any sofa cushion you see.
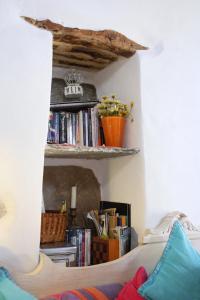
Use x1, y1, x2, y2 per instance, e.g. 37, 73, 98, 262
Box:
0, 267, 36, 300
42, 283, 123, 300
116, 266, 147, 300
139, 221, 200, 300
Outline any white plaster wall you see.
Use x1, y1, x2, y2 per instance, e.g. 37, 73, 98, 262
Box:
0, 1, 52, 271
21, 0, 200, 233
1, 0, 200, 271
139, 1, 200, 228
94, 57, 146, 239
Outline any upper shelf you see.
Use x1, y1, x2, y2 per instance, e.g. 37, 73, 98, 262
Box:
45, 144, 140, 160
23, 17, 148, 70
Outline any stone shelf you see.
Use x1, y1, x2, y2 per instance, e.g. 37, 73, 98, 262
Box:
45, 144, 140, 159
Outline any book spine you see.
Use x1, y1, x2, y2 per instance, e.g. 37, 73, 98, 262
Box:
82, 230, 85, 266
95, 111, 99, 146
68, 113, 73, 145
78, 111, 84, 146
88, 109, 92, 147
65, 112, 70, 144
66, 113, 72, 144
83, 111, 86, 146
59, 112, 66, 144
99, 118, 105, 145
84, 229, 88, 266
71, 113, 77, 145
78, 230, 82, 267
85, 229, 91, 266
85, 110, 89, 146
91, 107, 95, 147
91, 107, 98, 147
119, 227, 131, 256
76, 112, 80, 145
47, 111, 55, 143
54, 112, 60, 143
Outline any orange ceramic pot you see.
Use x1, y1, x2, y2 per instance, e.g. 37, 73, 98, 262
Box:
101, 116, 126, 147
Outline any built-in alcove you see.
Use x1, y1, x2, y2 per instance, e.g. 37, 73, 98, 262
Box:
43, 165, 100, 228
23, 16, 145, 266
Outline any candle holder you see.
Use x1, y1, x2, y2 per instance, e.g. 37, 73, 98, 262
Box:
69, 207, 77, 227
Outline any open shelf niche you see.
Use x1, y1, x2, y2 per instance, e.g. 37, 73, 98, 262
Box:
24, 16, 146, 160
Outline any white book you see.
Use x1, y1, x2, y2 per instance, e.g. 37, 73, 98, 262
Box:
91, 106, 99, 147
91, 107, 96, 147
85, 229, 91, 266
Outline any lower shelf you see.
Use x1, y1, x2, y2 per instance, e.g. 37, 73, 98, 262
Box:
45, 144, 140, 159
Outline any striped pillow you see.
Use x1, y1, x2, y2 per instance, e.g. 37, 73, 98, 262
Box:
42, 283, 123, 300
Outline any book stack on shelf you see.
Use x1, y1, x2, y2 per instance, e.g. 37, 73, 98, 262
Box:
40, 242, 77, 267
88, 201, 131, 264
66, 228, 91, 267
47, 107, 99, 147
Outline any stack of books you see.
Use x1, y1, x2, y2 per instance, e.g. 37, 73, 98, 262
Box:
88, 201, 131, 257
40, 242, 77, 266
47, 107, 99, 147
66, 228, 91, 267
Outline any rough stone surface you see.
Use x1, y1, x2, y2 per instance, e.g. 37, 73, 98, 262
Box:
43, 166, 100, 228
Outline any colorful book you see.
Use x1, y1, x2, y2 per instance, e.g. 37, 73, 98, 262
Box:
47, 111, 59, 143
59, 112, 67, 143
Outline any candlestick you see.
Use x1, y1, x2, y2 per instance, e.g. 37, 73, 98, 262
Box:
70, 207, 77, 227
71, 186, 77, 209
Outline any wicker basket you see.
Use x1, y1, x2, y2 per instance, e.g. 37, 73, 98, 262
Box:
40, 212, 67, 243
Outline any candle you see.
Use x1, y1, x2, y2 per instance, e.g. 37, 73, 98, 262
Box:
71, 186, 77, 209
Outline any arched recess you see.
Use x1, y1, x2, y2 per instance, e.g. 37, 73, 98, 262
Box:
0, 10, 146, 272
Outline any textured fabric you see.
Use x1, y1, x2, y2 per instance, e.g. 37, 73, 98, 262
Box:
42, 283, 122, 300
139, 221, 200, 300
0, 267, 36, 300
116, 266, 147, 300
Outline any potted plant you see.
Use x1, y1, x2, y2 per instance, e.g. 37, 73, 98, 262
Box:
97, 95, 133, 147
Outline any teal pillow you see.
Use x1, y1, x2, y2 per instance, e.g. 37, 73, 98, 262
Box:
0, 267, 36, 300
139, 221, 200, 300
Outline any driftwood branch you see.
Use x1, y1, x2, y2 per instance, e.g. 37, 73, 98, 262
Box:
22, 16, 148, 70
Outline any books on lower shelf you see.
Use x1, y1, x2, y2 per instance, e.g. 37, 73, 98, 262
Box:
88, 201, 131, 260
100, 201, 131, 227
47, 107, 99, 147
40, 242, 77, 266
66, 228, 91, 267
110, 226, 131, 256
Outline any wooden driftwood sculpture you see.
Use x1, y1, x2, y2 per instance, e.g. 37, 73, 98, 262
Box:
22, 17, 147, 70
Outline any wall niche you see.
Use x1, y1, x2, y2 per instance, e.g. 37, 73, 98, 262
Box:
43, 165, 100, 228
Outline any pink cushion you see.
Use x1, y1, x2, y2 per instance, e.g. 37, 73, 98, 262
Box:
116, 267, 148, 300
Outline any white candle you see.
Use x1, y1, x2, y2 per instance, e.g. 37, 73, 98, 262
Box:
71, 186, 77, 208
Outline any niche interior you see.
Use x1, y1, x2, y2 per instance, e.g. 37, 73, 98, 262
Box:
24, 16, 147, 266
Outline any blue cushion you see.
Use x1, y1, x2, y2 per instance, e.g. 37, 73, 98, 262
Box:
138, 221, 200, 300
0, 267, 36, 300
